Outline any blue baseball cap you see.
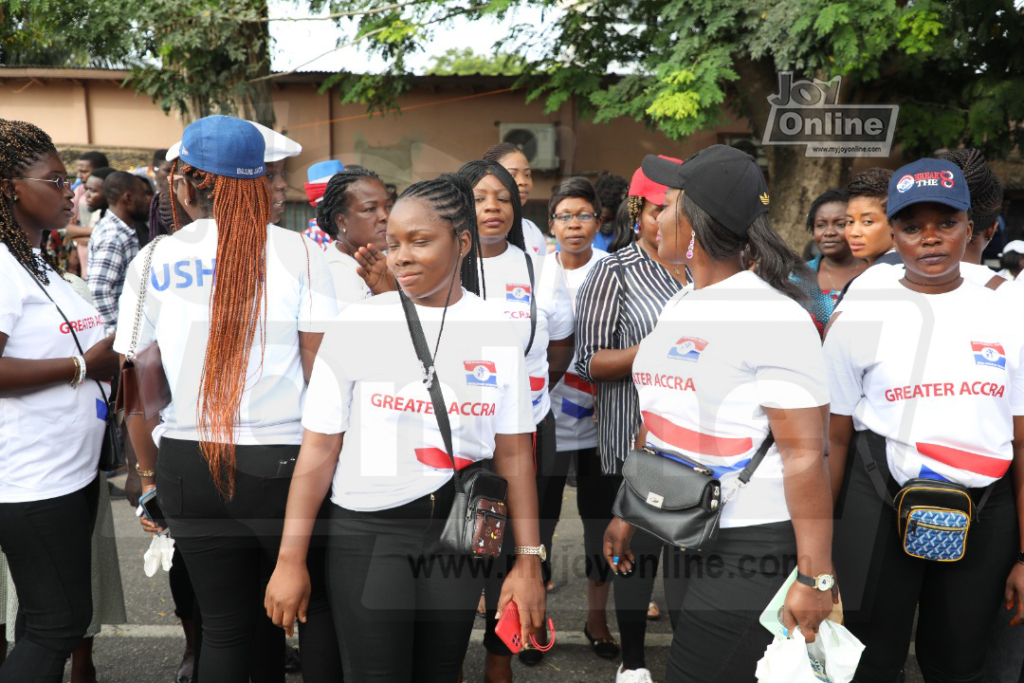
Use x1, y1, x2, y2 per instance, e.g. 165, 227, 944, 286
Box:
307, 160, 344, 184
179, 115, 265, 179
887, 158, 970, 220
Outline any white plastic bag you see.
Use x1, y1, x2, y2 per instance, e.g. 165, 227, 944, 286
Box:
756, 621, 864, 683
142, 532, 176, 577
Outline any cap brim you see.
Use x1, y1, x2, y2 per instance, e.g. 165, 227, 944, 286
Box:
166, 142, 181, 162
641, 155, 684, 190
888, 196, 971, 220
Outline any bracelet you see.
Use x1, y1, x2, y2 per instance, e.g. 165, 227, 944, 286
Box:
70, 355, 85, 388
135, 463, 156, 478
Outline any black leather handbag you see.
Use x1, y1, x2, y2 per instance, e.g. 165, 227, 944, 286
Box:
399, 290, 510, 558
612, 433, 775, 551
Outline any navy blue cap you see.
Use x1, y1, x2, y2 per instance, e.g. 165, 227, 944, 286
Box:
887, 158, 970, 220
179, 115, 265, 179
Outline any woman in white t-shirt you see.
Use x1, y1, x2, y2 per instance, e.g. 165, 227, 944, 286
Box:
0, 119, 120, 683
264, 174, 544, 681
606, 147, 835, 683
115, 116, 339, 683
457, 158, 574, 673
825, 158, 1024, 682
314, 167, 391, 303
483, 143, 549, 255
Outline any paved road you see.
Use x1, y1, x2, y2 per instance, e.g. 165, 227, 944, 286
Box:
9, 477, 923, 682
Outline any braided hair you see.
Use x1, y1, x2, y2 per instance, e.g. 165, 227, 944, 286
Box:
806, 189, 849, 232
482, 143, 524, 165
170, 158, 272, 499
315, 167, 383, 240
847, 168, 893, 208
456, 160, 526, 252
399, 173, 482, 296
938, 148, 1003, 237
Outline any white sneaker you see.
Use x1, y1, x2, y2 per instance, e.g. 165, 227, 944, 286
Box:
615, 665, 654, 683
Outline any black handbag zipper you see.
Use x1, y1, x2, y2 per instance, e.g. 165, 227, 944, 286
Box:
643, 447, 713, 476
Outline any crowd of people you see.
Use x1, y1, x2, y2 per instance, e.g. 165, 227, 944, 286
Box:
0, 111, 1023, 683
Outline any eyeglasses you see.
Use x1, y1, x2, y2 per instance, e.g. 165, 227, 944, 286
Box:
552, 212, 596, 224
14, 176, 74, 191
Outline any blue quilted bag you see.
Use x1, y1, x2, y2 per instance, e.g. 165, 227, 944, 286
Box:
895, 479, 974, 562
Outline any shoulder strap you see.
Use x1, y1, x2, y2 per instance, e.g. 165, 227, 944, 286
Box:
855, 430, 896, 508
21, 266, 109, 405
127, 235, 166, 360
398, 290, 463, 493
736, 432, 776, 485
523, 251, 537, 356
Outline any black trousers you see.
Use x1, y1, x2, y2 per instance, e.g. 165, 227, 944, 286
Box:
0, 476, 100, 683
158, 438, 341, 683
835, 433, 1019, 683
664, 521, 798, 683
326, 481, 485, 682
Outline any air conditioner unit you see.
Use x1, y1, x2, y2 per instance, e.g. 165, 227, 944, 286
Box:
499, 123, 559, 170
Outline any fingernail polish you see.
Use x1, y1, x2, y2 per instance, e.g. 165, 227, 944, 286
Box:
613, 556, 619, 564
782, 628, 789, 637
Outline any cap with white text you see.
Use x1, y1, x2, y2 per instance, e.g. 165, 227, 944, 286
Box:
174, 115, 265, 179
887, 158, 970, 220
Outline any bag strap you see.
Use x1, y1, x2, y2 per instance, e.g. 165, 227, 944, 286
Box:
398, 289, 464, 494
21, 266, 110, 406
127, 235, 166, 360
736, 432, 775, 486
523, 252, 537, 356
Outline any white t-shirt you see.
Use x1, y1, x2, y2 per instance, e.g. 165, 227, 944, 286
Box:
302, 291, 534, 511
0, 246, 106, 502
825, 279, 1024, 488
478, 244, 574, 424
114, 219, 338, 446
547, 249, 608, 451
633, 271, 830, 528
323, 246, 372, 304
960, 261, 1003, 287
522, 218, 549, 256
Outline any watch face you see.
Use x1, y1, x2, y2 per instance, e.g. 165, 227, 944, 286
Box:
816, 574, 835, 591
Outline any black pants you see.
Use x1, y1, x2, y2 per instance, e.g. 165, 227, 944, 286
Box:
538, 446, 624, 583
835, 433, 1019, 683
0, 476, 100, 683
664, 521, 798, 683
327, 481, 485, 682
158, 438, 341, 683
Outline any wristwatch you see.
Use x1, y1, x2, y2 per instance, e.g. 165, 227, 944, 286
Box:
1017, 551, 1024, 565
796, 571, 835, 592
515, 545, 547, 562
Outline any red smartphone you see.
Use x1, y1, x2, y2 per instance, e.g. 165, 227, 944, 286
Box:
494, 600, 555, 654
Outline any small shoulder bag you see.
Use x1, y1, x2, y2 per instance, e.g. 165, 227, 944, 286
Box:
114, 236, 172, 420
399, 290, 510, 558
612, 434, 774, 551
854, 430, 994, 562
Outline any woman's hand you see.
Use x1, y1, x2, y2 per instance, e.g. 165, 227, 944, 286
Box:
354, 244, 397, 294
603, 516, 636, 575
782, 581, 834, 642
1005, 562, 1024, 626
83, 334, 119, 381
497, 556, 546, 645
265, 560, 311, 637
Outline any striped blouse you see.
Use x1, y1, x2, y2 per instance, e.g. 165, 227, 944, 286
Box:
575, 241, 685, 473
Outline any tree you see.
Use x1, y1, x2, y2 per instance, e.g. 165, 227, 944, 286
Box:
332, 0, 1024, 248
426, 47, 526, 76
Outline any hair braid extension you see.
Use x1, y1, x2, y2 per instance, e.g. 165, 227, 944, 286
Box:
315, 167, 382, 239
847, 168, 893, 208
0, 119, 62, 283
456, 160, 525, 256
938, 148, 1003, 234
175, 162, 271, 498
627, 195, 644, 226
400, 173, 482, 296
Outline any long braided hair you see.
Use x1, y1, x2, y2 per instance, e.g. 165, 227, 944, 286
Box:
938, 148, 1003, 237
315, 167, 383, 240
0, 119, 62, 284
170, 158, 271, 498
456, 160, 526, 252
399, 173, 482, 296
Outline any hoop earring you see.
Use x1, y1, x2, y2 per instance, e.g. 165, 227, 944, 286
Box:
686, 234, 695, 259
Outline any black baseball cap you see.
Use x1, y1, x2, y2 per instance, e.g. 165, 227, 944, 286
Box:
641, 145, 770, 236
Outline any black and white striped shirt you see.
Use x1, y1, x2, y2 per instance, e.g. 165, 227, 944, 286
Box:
575, 241, 685, 473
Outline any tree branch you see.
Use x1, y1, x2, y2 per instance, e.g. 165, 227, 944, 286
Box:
255, 0, 438, 22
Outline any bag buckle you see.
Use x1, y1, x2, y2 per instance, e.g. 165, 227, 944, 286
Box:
723, 481, 745, 504
645, 492, 665, 509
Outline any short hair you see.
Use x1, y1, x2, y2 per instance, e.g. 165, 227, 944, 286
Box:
548, 177, 602, 220
938, 148, 1003, 233
78, 151, 109, 169
806, 189, 849, 231
103, 171, 141, 204
88, 166, 117, 183
593, 173, 628, 216
483, 143, 525, 165
847, 168, 892, 207
153, 149, 168, 167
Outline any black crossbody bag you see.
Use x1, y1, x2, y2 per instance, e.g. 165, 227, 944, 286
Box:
24, 268, 124, 472
612, 433, 774, 551
399, 290, 510, 558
